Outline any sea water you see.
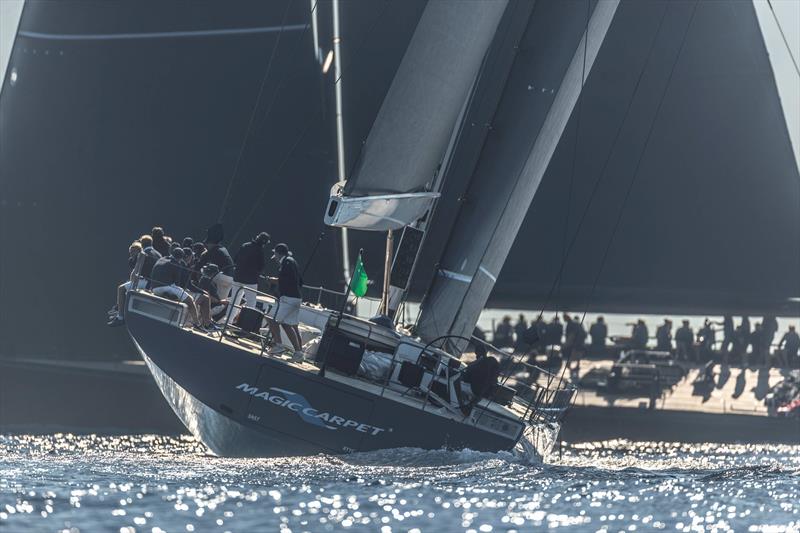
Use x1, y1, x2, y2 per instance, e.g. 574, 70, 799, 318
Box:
1, 435, 797, 532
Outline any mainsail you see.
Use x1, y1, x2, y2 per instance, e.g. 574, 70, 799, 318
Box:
324, 0, 507, 231
416, 0, 620, 347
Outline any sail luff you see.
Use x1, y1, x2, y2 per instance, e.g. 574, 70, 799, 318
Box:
416, 0, 620, 349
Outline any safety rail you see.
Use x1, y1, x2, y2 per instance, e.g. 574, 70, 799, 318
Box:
479, 340, 578, 425
126, 260, 576, 426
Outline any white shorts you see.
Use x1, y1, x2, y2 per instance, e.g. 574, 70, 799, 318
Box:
274, 296, 301, 326
213, 273, 234, 300
153, 284, 191, 302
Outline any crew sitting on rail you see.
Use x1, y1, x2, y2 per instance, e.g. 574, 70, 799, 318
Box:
265, 243, 303, 358
190, 263, 229, 331
150, 247, 201, 328
108, 239, 144, 327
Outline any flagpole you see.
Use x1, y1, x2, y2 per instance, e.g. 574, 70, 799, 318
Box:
319, 248, 363, 376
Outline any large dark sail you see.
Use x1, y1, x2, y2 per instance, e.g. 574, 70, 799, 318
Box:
1, 0, 797, 365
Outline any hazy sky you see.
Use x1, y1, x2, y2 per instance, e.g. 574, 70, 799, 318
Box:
1, 0, 798, 161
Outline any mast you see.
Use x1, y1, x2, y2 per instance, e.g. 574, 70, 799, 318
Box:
331, 0, 350, 282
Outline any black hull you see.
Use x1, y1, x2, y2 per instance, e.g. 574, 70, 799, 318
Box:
126, 311, 527, 458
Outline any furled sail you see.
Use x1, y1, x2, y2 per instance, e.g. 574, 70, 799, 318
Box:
324, 0, 507, 231
416, 0, 620, 348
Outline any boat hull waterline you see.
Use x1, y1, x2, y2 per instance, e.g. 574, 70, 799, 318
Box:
126, 311, 557, 459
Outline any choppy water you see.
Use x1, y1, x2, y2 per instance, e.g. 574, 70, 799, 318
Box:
1, 435, 798, 532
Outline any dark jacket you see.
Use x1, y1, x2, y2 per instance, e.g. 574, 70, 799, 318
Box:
150, 257, 183, 288
463, 356, 500, 399
233, 240, 266, 284
199, 245, 234, 276
140, 247, 162, 280
655, 324, 672, 350
590, 322, 607, 346
152, 235, 170, 258
277, 255, 301, 298
675, 326, 694, 344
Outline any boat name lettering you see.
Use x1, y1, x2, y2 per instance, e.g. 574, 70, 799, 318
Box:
236, 383, 387, 436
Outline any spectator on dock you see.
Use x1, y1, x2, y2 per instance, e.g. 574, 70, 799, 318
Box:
514, 314, 528, 351
763, 315, 778, 357
523, 316, 547, 354
493, 316, 514, 348
777, 325, 799, 368
631, 319, 649, 350
655, 319, 673, 352
675, 320, 694, 362
749, 322, 765, 366
716, 315, 735, 362
697, 319, 716, 360
563, 313, 578, 360
545, 315, 563, 351
589, 316, 608, 355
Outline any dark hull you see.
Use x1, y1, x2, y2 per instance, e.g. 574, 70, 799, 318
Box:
126, 311, 523, 457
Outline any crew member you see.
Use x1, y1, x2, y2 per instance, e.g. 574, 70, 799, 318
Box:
150, 247, 201, 327
197, 223, 234, 302
455, 343, 500, 415
229, 232, 270, 321
266, 243, 303, 357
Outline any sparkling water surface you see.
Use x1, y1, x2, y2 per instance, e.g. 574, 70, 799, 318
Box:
1, 435, 798, 532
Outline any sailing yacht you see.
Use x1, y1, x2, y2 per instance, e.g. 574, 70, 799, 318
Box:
124, 0, 620, 458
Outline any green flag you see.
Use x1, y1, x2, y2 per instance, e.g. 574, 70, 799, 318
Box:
349, 253, 369, 298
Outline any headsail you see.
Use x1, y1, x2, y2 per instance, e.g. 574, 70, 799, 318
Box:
416, 0, 620, 348
324, 0, 508, 231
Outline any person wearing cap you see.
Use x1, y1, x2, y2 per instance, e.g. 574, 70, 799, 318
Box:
266, 243, 303, 355
150, 247, 201, 327
229, 232, 270, 320
197, 223, 234, 303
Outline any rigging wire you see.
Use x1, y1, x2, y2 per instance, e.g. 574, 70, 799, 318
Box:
553, 0, 700, 390
229, 0, 393, 245
497, 0, 673, 387
766, 0, 800, 77
576, 1, 700, 320
217, 0, 299, 223
543, 0, 592, 391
